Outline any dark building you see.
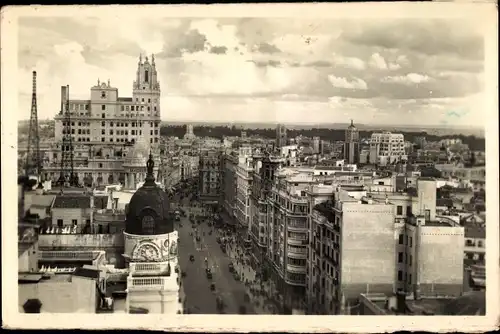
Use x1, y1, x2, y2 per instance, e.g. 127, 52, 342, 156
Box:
125, 153, 173, 236
343, 120, 360, 164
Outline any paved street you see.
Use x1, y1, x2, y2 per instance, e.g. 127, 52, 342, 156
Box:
176, 197, 254, 314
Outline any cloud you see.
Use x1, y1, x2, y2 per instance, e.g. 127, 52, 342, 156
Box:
381, 73, 431, 85
209, 46, 228, 54
369, 52, 388, 70
255, 42, 281, 54
328, 75, 368, 90
16, 16, 486, 127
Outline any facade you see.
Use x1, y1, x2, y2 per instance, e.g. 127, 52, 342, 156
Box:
235, 150, 254, 233
222, 151, 238, 219
369, 132, 407, 166
198, 149, 223, 203
276, 124, 287, 149
306, 177, 465, 315
343, 120, 360, 165
41, 54, 162, 187
51, 195, 92, 233
123, 153, 180, 314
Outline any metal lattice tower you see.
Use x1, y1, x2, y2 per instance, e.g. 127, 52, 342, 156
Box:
25, 71, 42, 183
57, 85, 78, 187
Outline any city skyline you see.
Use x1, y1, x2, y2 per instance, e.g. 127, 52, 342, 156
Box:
18, 16, 486, 127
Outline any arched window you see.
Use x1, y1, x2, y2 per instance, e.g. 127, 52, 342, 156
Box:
141, 211, 156, 235
145, 70, 149, 83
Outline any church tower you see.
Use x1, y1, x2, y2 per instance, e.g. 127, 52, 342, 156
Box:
123, 153, 180, 314
133, 54, 162, 145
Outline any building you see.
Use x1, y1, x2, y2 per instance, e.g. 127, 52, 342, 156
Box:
183, 124, 196, 140
123, 153, 180, 314
306, 177, 465, 315
312, 137, 321, 155
51, 195, 92, 233
276, 124, 287, 149
222, 151, 238, 220
198, 149, 223, 204
343, 120, 360, 165
235, 148, 254, 234
464, 225, 485, 264
41, 54, 162, 187
369, 132, 407, 166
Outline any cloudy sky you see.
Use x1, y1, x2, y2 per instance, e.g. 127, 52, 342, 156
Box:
18, 15, 486, 127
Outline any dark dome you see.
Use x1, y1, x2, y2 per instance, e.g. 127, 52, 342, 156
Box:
125, 153, 173, 235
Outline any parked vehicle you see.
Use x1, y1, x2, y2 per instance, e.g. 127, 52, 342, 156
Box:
189, 255, 195, 262
210, 283, 216, 291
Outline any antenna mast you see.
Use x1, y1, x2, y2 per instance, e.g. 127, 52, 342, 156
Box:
57, 85, 77, 187
25, 71, 42, 184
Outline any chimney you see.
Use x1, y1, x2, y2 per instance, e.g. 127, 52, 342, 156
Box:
60, 85, 68, 114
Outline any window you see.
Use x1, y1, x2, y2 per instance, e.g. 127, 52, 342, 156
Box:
407, 206, 412, 217
145, 70, 149, 83
72, 219, 77, 226
110, 122, 114, 127
101, 130, 105, 135
101, 105, 106, 110
398, 270, 403, 281
408, 274, 412, 284
131, 106, 135, 111
409, 255, 412, 266
142, 98, 144, 102
142, 215, 155, 234
101, 121, 105, 126
398, 252, 403, 263
409, 236, 413, 247
148, 98, 151, 103
101, 114, 105, 119
397, 206, 403, 215
154, 106, 157, 111
399, 234, 404, 244
101, 91, 106, 98
147, 106, 150, 111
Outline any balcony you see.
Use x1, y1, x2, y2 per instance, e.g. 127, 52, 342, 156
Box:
285, 275, 306, 286
288, 246, 308, 258
127, 276, 176, 292
39, 250, 98, 261
129, 262, 171, 276
287, 235, 308, 246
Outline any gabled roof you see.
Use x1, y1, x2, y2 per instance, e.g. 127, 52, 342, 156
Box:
53, 195, 91, 209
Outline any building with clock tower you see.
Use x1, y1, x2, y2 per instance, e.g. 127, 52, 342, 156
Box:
123, 152, 180, 314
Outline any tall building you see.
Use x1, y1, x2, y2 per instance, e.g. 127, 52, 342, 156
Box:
235, 147, 254, 234
276, 124, 287, 149
222, 151, 238, 219
343, 120, 360, 165
369, 132, 407, 166
123, 153, 180, 314
198, 149, 223, 204
42, 54, 162, 186
307, 177, 465, 315
312, 137, 321, 154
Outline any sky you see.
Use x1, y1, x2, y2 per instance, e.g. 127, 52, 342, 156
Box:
17, 15, 486, 127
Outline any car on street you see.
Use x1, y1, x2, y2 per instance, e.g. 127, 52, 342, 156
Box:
210, 283, 215, 291
206, 268, 213, 279
189, 254, 195, 262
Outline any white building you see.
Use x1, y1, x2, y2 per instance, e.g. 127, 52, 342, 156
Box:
235, 149, 254, 233
369, 132, 407, 166
42, 54, 162, 187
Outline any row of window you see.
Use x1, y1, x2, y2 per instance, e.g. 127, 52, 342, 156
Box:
398, 234, 413, 247
101, 121, 159, 127
397, 270, 412, 284
398, 252, 413, 266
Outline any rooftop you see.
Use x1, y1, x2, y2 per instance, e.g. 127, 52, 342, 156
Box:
465, 225, 486, 239
53, 195, 91, 209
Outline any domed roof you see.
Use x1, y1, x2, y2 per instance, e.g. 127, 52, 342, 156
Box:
125, 153, 173, 236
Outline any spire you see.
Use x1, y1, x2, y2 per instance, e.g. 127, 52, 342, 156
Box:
139, 53, 142, 64
144, 151, 156, 185
351, 119, 354, 126
152, 54, 155, 65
